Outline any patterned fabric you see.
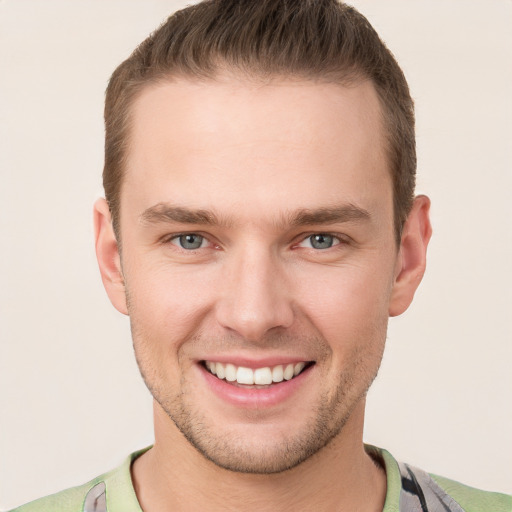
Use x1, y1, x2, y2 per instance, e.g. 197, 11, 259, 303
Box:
82, 482, 106, 512
398, 462, 465, 511
7, 446, 511, 512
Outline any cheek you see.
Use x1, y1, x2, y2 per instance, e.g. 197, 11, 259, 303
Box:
124, 263, 218, 361
294, 262, 393, 345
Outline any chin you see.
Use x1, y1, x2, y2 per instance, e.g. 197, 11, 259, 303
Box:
155, 385, 361, 475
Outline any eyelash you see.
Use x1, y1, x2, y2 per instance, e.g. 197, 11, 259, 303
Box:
295, 233, 345, 250
161, 232, 348, 252
163, 232, 215, 251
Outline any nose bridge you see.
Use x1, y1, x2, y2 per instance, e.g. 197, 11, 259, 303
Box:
216, 241, 294, 341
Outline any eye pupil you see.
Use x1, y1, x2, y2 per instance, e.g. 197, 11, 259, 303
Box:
179, 234, 203, 249
310, 234, 333, 249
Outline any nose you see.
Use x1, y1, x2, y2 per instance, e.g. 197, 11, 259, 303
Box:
215, 246, 294, 342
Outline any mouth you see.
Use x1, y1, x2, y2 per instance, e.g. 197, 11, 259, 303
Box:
202, 360, 315, 387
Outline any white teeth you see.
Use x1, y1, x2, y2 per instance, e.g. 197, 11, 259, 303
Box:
283, 364, 294, 380
272, 365, 284, 383
206, 360, 309, 385
216, 363, 226, 380
294, 362, 306, 376
236, 366, 254, 385
254, 367, 272, 385
225, 363, 237, 382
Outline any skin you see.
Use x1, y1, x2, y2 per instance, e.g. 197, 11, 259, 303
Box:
94, 75, 431, 511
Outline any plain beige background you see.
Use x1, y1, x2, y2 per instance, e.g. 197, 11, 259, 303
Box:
1, 0, 511, 509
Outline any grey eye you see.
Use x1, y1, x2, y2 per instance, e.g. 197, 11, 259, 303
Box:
309, 234, 335, 249
174, 234, 205, 250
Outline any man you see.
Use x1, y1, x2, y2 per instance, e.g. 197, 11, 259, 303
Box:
8, 0, 511, 511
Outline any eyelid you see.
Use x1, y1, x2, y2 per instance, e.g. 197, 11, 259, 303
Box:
293, 232, 349, 249
162, 231, 206, 244
158, 230, 349, 250
160, 231, 218, 249
160, 230, 203, 241
171, 233, 208, 250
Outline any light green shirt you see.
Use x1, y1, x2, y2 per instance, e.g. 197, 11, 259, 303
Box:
8, 446, 512, 512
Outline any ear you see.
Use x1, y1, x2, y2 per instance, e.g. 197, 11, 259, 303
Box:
389, 195, 432, 317
93, 198, 128, 315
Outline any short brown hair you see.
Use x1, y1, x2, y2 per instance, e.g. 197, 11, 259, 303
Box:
104, 0, 416, 243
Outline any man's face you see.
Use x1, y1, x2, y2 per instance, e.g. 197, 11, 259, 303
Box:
115, 76, 402, 473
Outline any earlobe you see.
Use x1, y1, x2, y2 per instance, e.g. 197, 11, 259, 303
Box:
93, 198, 128, 315
389, 195, 432, 317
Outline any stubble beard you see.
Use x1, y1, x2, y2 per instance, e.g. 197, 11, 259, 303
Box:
158, 368, 376, 474
131, 328, 385, 475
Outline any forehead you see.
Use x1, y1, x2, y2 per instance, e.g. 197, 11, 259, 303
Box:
122, 75, 391, 227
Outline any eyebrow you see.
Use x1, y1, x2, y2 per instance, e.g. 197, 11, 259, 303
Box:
288, 205, 370, 226
140, 204, 221, 226
139, 202, 370, 228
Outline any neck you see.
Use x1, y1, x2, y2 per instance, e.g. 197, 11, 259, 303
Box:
132, 400, 386, 512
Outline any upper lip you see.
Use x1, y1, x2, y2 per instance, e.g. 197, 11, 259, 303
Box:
198, 356, 314, 369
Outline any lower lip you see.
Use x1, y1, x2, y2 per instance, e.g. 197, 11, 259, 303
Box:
199, 364, 314, 408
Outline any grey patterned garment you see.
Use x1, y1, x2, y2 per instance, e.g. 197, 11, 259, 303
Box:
399, 462, 465, 512
83, 482, 107, 512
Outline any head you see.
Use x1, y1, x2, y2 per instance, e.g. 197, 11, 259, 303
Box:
103, 0, 416, 245
95, 0, 431, 475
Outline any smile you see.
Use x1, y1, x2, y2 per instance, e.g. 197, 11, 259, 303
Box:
203, 361, 312, 386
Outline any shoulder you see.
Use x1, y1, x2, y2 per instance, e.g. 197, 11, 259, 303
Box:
430, 473, 512, 512
6, 480, 96, 512
367, 445, 511, 512
6, 447, 149, 512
